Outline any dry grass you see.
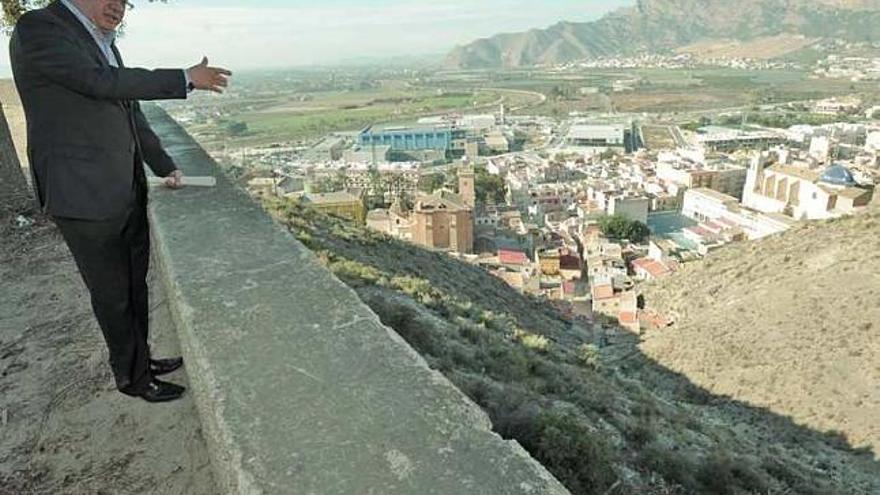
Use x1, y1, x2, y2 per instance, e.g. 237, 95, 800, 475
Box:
677, 35, 817, 60
642, 210, 880, 455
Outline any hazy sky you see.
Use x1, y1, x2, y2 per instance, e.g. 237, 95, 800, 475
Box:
0, 0, 632, 75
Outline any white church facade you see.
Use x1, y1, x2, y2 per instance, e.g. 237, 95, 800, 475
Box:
743, 157, 873, 221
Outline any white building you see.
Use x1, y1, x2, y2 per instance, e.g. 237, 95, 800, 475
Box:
866, 130, 880, 152
608, 195, 650, 224
742, 158, 873, 221
695, 126, 786, 152
682, 188, 796, 240
656, 159, 748, 199
566, 124, 626, 148
813, 97, 862, 115
343, 145, 391, 164
809, 136, 832, 162
306, 136, 349, 162
461, 114, 497, 131
682, 188, 739, 222
484, 131, 510, 154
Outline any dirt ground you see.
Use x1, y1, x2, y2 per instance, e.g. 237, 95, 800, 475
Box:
0, 210, 217, 494
641, 209, 880, 457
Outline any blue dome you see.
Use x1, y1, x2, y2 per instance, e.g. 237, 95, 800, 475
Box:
820, 165, 857, 187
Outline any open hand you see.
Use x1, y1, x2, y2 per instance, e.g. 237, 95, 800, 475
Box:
186, 57, 232, 94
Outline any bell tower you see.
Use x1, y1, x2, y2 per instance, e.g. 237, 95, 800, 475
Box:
458, 163, 475, 209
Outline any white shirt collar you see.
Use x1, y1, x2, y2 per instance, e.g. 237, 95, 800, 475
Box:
59, 0, 117, 45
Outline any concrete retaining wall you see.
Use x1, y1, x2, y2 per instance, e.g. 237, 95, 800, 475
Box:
143, 105, 569, 495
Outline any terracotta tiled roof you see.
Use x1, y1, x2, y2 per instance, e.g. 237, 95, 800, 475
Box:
591, 284, 615, 301
499, 249, 529, 265
703, 221, 724, 231
632, 257, 672, 279
619, 311, 638, 325
686, 226, 713, 238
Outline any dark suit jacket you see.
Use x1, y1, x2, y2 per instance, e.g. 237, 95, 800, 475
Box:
9, 1, 187, 220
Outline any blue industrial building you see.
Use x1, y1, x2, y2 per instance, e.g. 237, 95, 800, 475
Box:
359, 124, 466, 155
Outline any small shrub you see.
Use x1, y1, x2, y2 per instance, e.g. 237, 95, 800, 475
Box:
638, 441, 698, 489
761, 456, 832, 495
477, 310, 497, 326
329, 258, 382, 286
624, 414, 656, 447
579, 344, 602, 370
295, 231, 315, 248
696, 450, 769, 495
514, 329, 550, 353
391, 275, 433, 299
458, 318, 490, 345
374, 302, 443, 357
485, 346, 531, 383
496, 408, 618, 493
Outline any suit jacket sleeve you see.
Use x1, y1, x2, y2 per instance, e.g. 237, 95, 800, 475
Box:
134, 102, 177, 178
12, 11, 186, 101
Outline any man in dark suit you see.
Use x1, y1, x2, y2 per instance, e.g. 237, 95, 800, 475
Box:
9, 0, 231, 402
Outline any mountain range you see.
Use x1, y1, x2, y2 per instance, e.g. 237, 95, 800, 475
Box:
445, 0, 880, 68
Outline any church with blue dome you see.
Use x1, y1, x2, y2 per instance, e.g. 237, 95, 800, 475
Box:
744, 155, 874, 221
819, 164, 858, 188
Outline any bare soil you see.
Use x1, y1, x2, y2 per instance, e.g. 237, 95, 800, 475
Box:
0, 211, 217, 494
677, 34, 817, 60
642, 209, 880, 457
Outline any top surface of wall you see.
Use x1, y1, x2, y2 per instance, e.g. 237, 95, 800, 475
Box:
143, 105, 569, 495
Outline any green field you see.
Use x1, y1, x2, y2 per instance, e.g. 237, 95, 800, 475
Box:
176, 66, 879, 150
188, 88, 504, 147
430, 68, 880, 117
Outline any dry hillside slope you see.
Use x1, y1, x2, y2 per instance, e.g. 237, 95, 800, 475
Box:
642, 208, 880, 457
269, 198, 880, 494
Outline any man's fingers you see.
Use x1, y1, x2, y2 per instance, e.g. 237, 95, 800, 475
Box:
188, 63, 232, 93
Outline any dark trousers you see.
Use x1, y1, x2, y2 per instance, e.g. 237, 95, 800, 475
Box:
53, 190, 153, 393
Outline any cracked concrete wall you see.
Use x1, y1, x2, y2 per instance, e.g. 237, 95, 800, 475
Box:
143, 105, 569, 495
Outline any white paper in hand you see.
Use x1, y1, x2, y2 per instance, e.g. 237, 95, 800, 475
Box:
147, 176, 217, 188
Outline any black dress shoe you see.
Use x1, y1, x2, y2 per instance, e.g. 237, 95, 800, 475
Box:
122, 378, 186, 403
150, 357, 184, 376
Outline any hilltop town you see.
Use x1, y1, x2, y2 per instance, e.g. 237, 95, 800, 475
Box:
203, 88, 879, 338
